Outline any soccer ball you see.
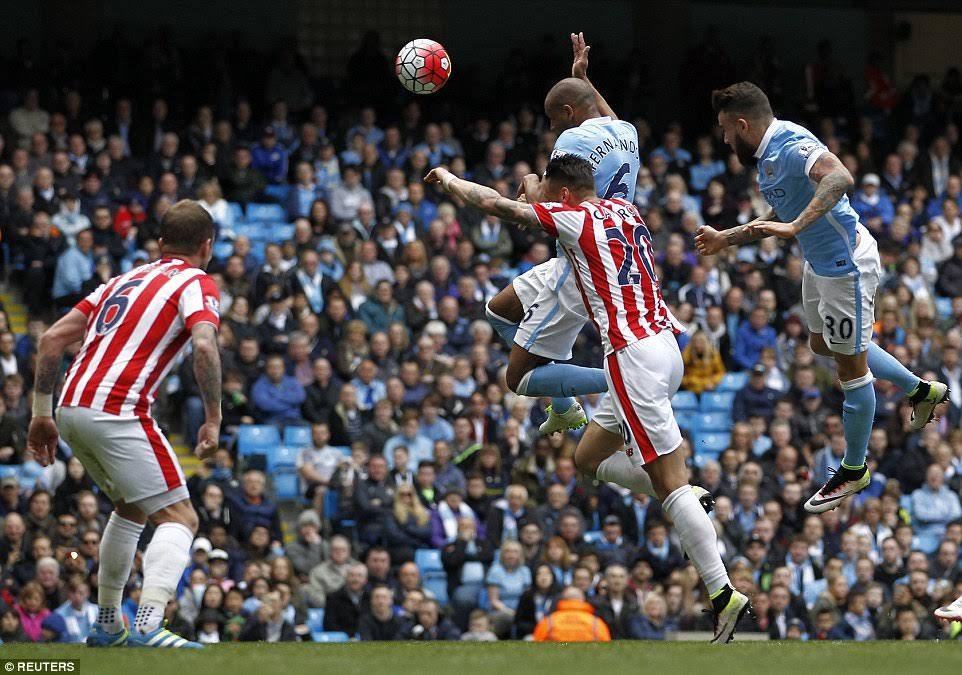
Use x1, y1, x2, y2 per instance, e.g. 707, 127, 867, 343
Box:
395, 39, 452, 95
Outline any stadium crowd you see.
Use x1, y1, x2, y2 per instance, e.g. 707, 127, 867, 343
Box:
2, 32, 962, 644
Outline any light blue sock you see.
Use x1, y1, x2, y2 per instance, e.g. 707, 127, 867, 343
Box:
866, 342, 920, 395
486, 306, 518, 348
516, 363, 608, 403
841, 372, 876, 469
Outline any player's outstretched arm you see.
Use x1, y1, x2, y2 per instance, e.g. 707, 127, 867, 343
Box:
695, 209, 779, 255
27, 308, 87, 466
426, 168, 542, 229
571, 32, 618, 120
191, 322, 222, 458
751, 153, 854, 239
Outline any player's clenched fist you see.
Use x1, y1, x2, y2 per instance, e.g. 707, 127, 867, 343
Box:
27, 416, 59, 467
694, 225, 725, 255
194, 420, 220, 459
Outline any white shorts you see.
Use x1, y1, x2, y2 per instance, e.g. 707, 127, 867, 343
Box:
58, 406, 189, 514
595, 330, 684, 466
802, 225, 881, 356
512, 257, 587, 361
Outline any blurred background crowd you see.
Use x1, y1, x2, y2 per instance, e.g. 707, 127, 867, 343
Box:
1, 23, 962, 645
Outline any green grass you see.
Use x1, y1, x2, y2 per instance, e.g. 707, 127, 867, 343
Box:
3, 641, 962, 675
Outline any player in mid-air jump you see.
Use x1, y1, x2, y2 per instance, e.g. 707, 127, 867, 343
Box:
487, 32, 713, 511
427, 155, 750, 644
485, 32, 635, 435
695, 82, 949, 516
27, 201, 222, 649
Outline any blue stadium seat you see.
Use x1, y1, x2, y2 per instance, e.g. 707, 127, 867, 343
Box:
700, 391, 735, 413
675, 410, 696, 432
691, 412, 732, 433
236, 425, 281, 457
247, 203, 286, 222
263, 184, 291, 203
212, 241, 234, 260
423, 572, 449, 606
671, 391, 699, 412
228, 202, 244, 222
268, 445, 298, 471
415, 548, 443, 573
233, 221, 268, 241
717, 372, 749, 392
692, 432, 731, 459
271, 222, 295, 242
312, 631, 349, 643
476, 587, 489, 611
272, 469, 300, 501
248, 240, 267, 263
935, 296, 953, 320
306, 608, 325, 633
284, 426, 312, 447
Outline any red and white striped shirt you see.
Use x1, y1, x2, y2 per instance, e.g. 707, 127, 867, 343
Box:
59, 257, 220, 418
532, 198, 682, 355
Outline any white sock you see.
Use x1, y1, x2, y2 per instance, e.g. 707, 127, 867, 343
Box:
137, 522, 194, 634
98, 512, 145, 632
596, 452, 656, 496
662, 485, 730, 596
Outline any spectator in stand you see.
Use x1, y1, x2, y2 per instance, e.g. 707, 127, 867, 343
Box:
402, 598, 460, 641
251, 355, 306, 425
231, 470, 284, 546
251, 126, 289, 185
305, 535, 355, 608
353, 455, 395, 546
735, 306, 778, 371
851, 173, 895, 232
733, 364, 782, 422
681, 330, 727, 393
358, 584, 402, 640
909, 464, 962, 554
322, 562, 368, 635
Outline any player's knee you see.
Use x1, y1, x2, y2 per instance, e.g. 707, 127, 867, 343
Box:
573, 446, 600, 475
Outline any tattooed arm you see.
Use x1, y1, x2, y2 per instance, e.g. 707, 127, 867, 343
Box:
191, 322, 222, 457
27, 308, 87, 466
750, 152, 854, 239
695, 209, 779, 255
425, 167, 543, 229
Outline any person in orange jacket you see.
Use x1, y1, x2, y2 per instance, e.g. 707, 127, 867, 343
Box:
532, 587, 611, 642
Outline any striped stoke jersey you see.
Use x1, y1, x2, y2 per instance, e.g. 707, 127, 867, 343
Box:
531, 198, 682, 355
59, 257, 220, 418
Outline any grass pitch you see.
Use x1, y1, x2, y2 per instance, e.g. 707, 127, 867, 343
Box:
4, 640, 961, 675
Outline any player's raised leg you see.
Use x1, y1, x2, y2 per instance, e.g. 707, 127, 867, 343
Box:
605, 333, 747, 644
486, 283, 607, 433
866, 342, 948, 429
575, 403, 714, 512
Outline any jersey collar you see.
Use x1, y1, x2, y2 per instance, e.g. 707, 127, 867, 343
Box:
581, 116, 612, 126
754, 118, 781, 160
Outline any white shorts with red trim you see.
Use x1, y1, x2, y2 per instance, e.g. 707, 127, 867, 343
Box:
58, 406, 187, 511
600, 330, 684, 466
512, 257, 588, 361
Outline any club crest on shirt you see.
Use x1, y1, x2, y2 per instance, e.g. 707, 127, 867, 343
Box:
798, 144, 818, 159
206, 296, 220, 315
